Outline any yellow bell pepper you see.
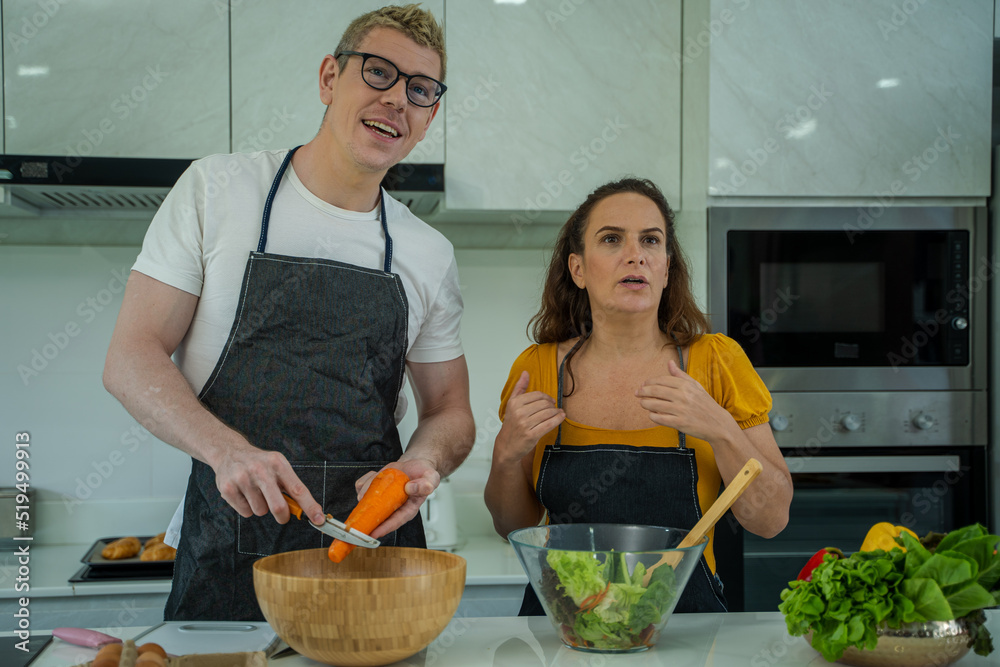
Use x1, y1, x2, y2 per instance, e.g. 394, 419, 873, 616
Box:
859, 522, 917, 552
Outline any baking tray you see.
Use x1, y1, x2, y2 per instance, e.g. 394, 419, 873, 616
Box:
80, 535, 176, 573
69, 563, 174, 583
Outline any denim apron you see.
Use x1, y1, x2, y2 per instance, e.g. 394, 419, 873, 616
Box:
518, 338, 727, 615
165, 147, 425, 621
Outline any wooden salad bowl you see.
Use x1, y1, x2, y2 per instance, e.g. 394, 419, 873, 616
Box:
253, 547, 466, 667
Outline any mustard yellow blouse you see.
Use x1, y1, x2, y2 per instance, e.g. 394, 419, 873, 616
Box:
498, 333, 772, 573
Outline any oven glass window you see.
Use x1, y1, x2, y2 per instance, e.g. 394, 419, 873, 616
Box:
760, 262, 884, 333
727, 230, 968, 366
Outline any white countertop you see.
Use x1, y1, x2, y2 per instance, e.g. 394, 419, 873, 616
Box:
0, 535, 527, 599
18, 611, 1000, 667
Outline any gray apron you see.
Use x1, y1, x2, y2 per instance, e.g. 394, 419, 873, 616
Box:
519, 337, 727, 615
165, 146, 425, 621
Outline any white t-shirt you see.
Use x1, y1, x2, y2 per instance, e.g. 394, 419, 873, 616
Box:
134, 149, 464, 398
132, 149, 465, 545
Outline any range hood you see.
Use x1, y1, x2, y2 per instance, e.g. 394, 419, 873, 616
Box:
0, 155, 444, 217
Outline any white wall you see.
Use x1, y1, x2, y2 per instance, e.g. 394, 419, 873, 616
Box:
0, 244, 550, 543
0, 245, 189, 542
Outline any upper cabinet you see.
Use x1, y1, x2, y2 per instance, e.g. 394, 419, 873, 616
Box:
444, 0, 681, 212
708, 0, 992, 198
230, 0, 444, 163
4, 0, 229, 159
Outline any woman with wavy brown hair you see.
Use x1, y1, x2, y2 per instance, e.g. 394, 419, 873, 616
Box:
485, 178, 792, 615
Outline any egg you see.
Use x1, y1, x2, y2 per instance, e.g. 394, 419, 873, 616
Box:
93, 643, 123, 666
135, 652, 166, 667
136, 643, 168, 658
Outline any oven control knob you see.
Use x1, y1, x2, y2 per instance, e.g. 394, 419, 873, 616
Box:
840, 414, 862, 432
951, 317, 968, 330
912, 412, 936, 430
769, 413, 789, 432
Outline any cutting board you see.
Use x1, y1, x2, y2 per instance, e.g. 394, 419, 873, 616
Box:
130, 622, 279, 656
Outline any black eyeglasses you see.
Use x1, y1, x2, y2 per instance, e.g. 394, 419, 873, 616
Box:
335, 51, 446, 107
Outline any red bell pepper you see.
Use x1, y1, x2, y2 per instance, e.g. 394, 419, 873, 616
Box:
797, 547, 843, 582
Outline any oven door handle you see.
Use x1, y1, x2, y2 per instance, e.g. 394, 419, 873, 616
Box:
785, 455, 961, 474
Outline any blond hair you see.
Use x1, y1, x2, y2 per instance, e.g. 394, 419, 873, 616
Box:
335, 4, 446, 81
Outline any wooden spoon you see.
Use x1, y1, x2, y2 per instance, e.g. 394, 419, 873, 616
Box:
641, 458, 763, 586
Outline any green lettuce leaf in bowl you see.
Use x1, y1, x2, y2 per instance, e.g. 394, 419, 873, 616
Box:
543, 550, 679, 651
544, 550, 608, 606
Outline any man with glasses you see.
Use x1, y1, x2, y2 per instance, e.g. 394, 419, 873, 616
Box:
103, 4, 474, 621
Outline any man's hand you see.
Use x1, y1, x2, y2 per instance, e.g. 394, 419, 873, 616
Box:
351, 459, 439, 539
212, 441, 326, 526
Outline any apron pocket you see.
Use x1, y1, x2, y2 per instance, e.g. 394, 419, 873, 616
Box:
235, 462, 328, 557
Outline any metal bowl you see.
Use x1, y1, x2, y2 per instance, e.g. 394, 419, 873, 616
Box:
805, 619, 971, 667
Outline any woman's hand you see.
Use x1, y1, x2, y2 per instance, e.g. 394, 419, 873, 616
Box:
486, 371, 557, 536
493, 371, 565, 465
635, 360, 737, 443
637, 360, 793, 538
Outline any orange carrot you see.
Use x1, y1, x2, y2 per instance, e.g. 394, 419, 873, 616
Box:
329, 468, 410, 563
578, 581, 611, 612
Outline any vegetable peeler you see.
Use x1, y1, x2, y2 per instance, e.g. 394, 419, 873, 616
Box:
282, 493, 380, 548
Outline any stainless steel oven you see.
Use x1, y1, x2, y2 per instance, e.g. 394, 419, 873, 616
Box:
712, 391, 988, 612
707, 206, 990, 613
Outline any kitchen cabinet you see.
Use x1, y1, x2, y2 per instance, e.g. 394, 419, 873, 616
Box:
3, 0, 229, 159
229, 0, 444, 163
444, 0, 681, 213
708, 0, 992, 198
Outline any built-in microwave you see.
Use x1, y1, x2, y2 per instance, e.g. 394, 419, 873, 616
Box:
708, 206, 988, 392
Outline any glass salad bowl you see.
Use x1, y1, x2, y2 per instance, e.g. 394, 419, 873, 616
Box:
508, 523, 708, 653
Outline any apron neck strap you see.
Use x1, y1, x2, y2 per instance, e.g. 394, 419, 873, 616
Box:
671, 333, 687, 449
257, 146, 394, 274
556, 336, 586, 412
377, 188, 392, 274
553, 336, 587, 449
553, 332, 687, 450
257, 146, 299, 254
